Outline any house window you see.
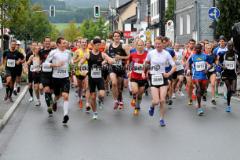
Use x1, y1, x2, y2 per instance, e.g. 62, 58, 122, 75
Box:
180, 16, 183, 35
186, 14, 191, 34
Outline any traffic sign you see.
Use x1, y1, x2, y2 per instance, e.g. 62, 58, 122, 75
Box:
124, 31, 132, 39
208, 7, 220, 21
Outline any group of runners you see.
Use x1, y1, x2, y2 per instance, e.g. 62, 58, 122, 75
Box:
1, 31, 239, 126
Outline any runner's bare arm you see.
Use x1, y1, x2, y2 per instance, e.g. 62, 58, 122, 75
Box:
78, 53, 89, 66
26, 55, 34, 65
102, 52, 116, 64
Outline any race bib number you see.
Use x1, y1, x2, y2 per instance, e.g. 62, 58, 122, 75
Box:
195, 61, 205, 71
133, 63, 143, 74
113, 60, 122, 66
30, 64, 41, 72
176, 61, 184, 71
42, 63, 52, 72
225, 61, 235, 70
56, 69, 67, 77
7, 59, 15, 68
80, 64, 88, 71
91, 68, 102, 78
151, 74, 164, 86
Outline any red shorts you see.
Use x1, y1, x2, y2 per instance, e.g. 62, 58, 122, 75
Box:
192, 79, 208, 89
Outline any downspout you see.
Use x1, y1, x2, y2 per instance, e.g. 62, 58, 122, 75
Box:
195, 0, 200, 41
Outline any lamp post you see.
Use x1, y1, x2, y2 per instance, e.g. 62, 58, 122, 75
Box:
159, 0, 165, 36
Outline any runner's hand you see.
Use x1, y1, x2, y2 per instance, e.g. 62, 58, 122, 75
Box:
163, 72, 170, 78
16, 59, 21, 65
115, 55, 121, 60
142, 72, 146, 79
55, 61, 64, 67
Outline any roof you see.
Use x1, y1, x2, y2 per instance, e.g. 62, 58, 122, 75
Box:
117, 0, 133, 14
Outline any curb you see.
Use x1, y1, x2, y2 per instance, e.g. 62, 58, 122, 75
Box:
0, 85, 28, 130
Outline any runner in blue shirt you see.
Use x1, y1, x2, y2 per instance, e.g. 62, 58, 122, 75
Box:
188, 44, 212, 116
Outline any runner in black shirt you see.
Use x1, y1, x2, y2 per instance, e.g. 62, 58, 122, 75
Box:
2, 40, 24, 102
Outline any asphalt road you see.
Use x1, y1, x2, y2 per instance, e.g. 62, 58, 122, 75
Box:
0, 89, 240, 160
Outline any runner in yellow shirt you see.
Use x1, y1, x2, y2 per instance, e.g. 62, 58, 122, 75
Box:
73, 38, 91, 112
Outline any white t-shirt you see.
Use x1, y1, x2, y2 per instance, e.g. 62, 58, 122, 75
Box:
45, 49, 72, 78
174, 50, 184, 71
146, 49, 175, 75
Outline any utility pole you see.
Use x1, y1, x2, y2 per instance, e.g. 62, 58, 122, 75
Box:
136, 0, 141, 33
1, 3, 4, 51
213, 0, 216, 39
147, 0, 151, 29
159, 0, 165, 36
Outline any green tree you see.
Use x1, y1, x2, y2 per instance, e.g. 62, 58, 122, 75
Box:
165, 0, 175, 21
49, 24, 61, 41
216, 0, 240, 39
27, 4, 52, 41
79, 17, 109, 40
63, 21, 81, 42
0, 0, 20, 50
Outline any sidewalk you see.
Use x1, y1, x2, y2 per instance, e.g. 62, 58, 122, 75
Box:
0, 85, 28, 130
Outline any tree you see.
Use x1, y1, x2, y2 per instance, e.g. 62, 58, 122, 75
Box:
165, 0, 175, 21
26, 4, 53, 41
0, 0, 20, 50
8, 3, 54, 42
63, 21, 81, 42
216, 0, 240, 40
49, 24, 61, 41
79, 17, 109, 40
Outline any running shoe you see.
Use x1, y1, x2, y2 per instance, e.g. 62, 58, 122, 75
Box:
113, 101, 119, 110
4, 94, 8, 101
172, 93, 176, 99
17, 86, 20, 93
52, 102, 57, 112
35, 100, 41, 106
149, 106, 155, 116
13, 90, 17, 96
92, 112, 98, 120
225, 106, 231, 113
160, 119, 166, 127
98, 99, 104, 110
29, 97, 33, 102
118, 102, 124, 110
130, 98, 136, 108
168, 99, 173, 105
79, 99, 83, 109
85, 106, 91, 113
9, 97, 14, 103
62, 115, 69, 124
202, 95, 207, 101
197, 108, 204, 116
188, 99, 193, 105
211, 99, 216, 105
47, 107, 53, 115
178, 91, 185, 97
133, 108, 139, 116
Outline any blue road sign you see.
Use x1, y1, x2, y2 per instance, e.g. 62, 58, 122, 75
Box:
208, 7, 220, 21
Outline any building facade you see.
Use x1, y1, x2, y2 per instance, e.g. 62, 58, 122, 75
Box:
175, 0, 214, 44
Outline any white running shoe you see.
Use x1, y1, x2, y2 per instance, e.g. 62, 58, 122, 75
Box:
92, 112, 98, 120
172, 93, 176, 99
29, 97, 33, 102
35, 100, 41, 106
178, 91, 185, 97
